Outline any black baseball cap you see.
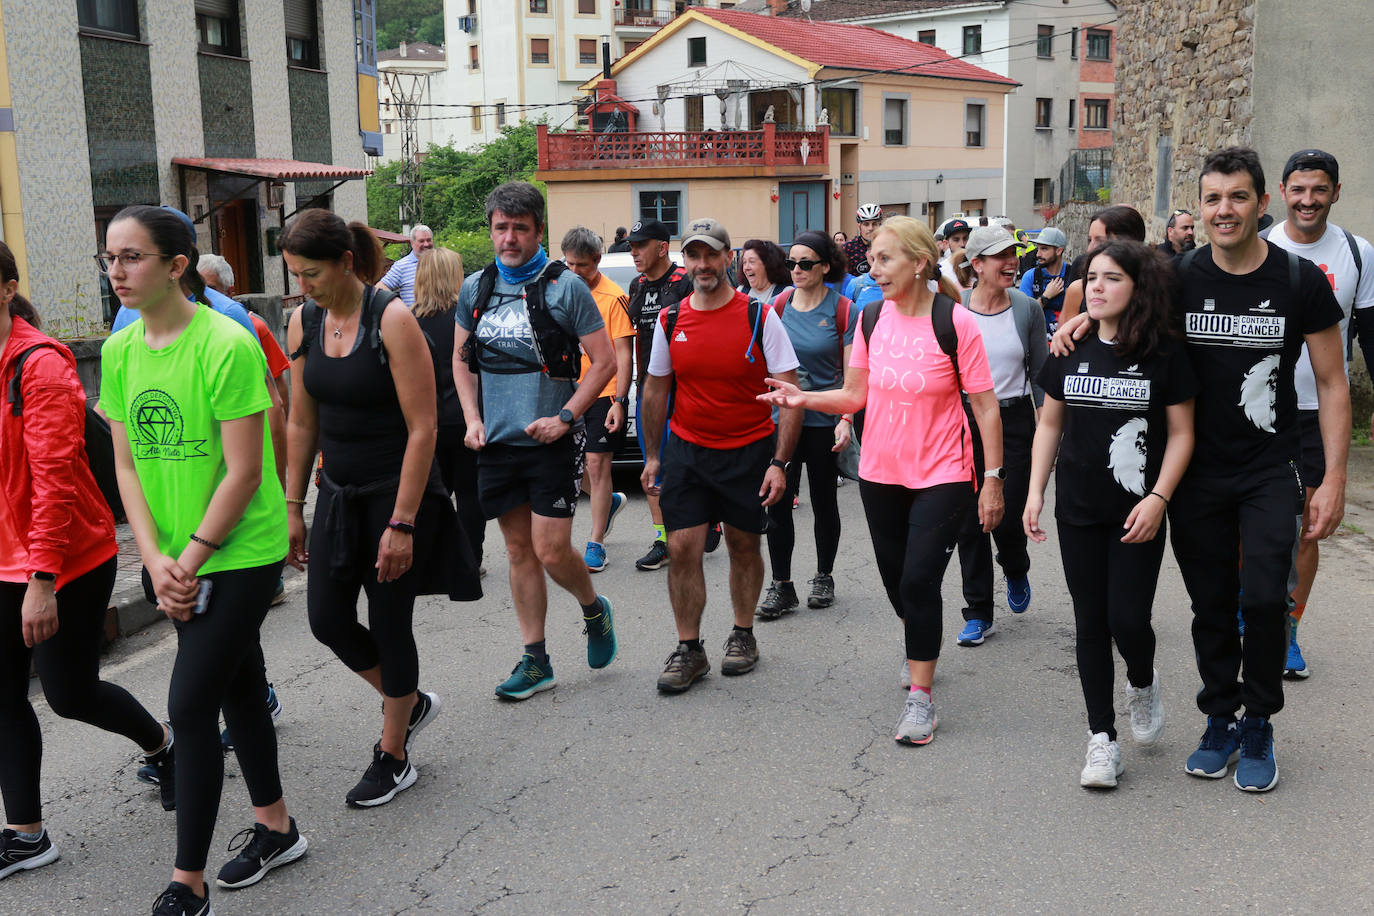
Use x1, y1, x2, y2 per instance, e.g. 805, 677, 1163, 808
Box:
945, 218, 971, 236
1282, 149, 1339, 185
626, 219, 671, 242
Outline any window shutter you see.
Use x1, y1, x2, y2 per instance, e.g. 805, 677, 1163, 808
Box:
284, 0, 316, 39
196, 0, 236, 19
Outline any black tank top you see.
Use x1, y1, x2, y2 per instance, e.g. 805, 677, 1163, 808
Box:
303, 317, 409, 486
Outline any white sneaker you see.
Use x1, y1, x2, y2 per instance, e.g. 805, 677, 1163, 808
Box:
1125, 669, 1164, 747
894, 691, 938, 745
898, 657, 911, 689
1080, 732, 1124, 788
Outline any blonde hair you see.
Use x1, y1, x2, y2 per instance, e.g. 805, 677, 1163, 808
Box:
874, 216, 961, 300
411, 246, 464, 318
949, 248, 975, 289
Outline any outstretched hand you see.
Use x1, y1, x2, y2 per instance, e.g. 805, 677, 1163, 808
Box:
757, 377, 808, 409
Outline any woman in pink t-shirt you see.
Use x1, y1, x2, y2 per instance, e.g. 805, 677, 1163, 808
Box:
760, 216, 1005, 747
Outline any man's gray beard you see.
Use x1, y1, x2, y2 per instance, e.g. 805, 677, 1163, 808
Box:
693, 275, 720, 294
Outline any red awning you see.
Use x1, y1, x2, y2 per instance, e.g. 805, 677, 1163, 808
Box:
172, 157, 372, 180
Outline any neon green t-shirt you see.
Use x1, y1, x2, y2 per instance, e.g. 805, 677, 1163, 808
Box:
99, 305, 287, 574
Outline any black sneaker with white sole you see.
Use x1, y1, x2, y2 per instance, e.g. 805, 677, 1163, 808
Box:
0, 828, 60, 880
345, 743, 417, 808
404, 690, 441, 754
150, 881, 211, 916
215, 817, 308, 889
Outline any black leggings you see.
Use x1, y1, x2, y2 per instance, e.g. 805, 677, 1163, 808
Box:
168, 561, 284, 872
436, 423, 486, 566
766, 425, 842, 581
1057, 521, 1165, 740
307, 491, 423, 698
956, 398, 1034, 620
0, 558, 163, 825
860, 480, 972, 662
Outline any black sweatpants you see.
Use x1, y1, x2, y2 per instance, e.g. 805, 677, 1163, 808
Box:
168, 561, 284, 872
956, 397, 1034, 621
1169, 464, 1302, 719
860, 480, 972, 662
0, 559, 164, 825
1058, 521, 1165, 740
436, 423, 486, 567
766, 425, 842, 581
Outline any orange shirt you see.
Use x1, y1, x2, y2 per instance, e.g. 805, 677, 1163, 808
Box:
579, 272, 634, 399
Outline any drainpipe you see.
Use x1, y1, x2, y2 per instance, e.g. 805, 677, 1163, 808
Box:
0, 0, 29, 297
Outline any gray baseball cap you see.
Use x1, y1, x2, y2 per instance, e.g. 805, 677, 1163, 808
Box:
680, 217, 731, 252
1036, 227, 1068, 249
960, 225, 1018, 266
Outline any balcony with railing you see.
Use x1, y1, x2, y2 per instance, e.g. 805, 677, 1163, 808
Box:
536, 123, 829, 180
614, 6, 673, 29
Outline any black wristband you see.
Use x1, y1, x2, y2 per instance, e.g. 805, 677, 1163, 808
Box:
1148, 490, 1169, 506
189, 534, 222, 551
30, 571, 56, 582
388, 519, 416, 535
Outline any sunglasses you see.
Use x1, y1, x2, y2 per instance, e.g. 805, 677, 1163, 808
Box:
785, 258, 823, 271
1171, 209, 1191, 217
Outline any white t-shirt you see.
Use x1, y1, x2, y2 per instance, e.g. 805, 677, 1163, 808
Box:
1266, 220, 1374, 409
967, 306, 1028, 400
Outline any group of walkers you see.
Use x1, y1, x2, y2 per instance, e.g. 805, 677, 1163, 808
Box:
1, 142, 1371, 912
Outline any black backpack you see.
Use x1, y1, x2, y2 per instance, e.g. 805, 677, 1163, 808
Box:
459, 261, 582, 380
7, 344, 125, 522
859, 292, 962, 391
290, 284, 399, 364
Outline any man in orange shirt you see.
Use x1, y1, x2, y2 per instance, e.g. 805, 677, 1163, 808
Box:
561, 228, 635, 572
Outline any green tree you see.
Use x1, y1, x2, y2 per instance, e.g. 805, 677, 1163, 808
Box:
376, 0, 443, 50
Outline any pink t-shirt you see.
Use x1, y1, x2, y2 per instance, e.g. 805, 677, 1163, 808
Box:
849, 300, 994, 489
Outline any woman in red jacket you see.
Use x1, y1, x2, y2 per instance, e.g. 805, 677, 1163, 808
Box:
0, 241, 172, 880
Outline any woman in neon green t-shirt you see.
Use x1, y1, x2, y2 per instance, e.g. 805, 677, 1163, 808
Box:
98, 205, 306, 915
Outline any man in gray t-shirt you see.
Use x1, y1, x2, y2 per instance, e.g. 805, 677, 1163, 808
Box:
453, 181, 620, 702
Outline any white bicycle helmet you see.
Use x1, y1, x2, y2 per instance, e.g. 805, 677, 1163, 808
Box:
856, 203, 882, 222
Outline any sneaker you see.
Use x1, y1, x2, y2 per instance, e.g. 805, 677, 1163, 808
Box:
721, 630, 759, 676
584, 541, 608, 573
1006, 575, 1031, 614
150, 881, 211, 916
807, 574, 835, 609
215, 817, 308, 889
1184, 715, 1241, 778
494, 654, 556, 700
898, 657, 911, 690
956, 618, 996, 647
656, 643, 710, 693
136, 725, 176, 811
1234, 716, 1279, 792
704, 523, 723, 554
270, 576, 286, 607
756, 580, 799, 620
894, 690, 938, 745
405, 690, 441, 753
1080, 732, 1124, 788
222, 684, 283, 752
583, 596, 618, 669
0, 828, 60, 879
605, 491, 627, 537
1284, 617, 1309, 679
345, 743, 418, 808
1124, 669, 1164, 747
635, 539, 669, 571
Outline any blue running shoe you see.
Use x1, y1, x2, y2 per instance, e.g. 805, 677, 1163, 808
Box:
584, 540, 607, 573
1184, 715, 1240, 778
605, 492, 627, 538
1234, 715, 1278, 792
583, 596, 618, 669
956, 618, 996, 647
495, 654, 556, 700
1284, 617, 1309, 679
1006, 575, 1031, 614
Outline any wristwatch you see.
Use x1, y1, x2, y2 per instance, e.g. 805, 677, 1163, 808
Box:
558, 407, 575, 424
984, 466, 1006, 480
30, 571, 56, 582
769, 458, 790, 471
615, 396, 630, 407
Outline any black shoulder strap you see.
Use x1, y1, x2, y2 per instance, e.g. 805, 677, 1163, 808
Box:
1344, 229, 1363, 359
860, 298, 882, 348
1285, 249, 1300, 299
362, 285, 399, 364
474, 263, 500, 317
7, 344, 54, 416
288, 301, 323, 361
745, 297, 764, 364
931, 294, 962, 393
1344, 228, 1363, 275
663, 299, 682, 345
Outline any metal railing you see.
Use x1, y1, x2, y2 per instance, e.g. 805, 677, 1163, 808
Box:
538, 124, 829, 170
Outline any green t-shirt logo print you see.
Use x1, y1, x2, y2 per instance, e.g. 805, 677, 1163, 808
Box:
130, 388, 208, 460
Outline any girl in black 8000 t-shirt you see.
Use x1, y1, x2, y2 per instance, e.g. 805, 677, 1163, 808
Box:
1024, 240, 1198, 790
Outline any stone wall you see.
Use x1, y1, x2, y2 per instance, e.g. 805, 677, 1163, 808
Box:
1111, 0, 1255, 242
1045, 200, 1099, 261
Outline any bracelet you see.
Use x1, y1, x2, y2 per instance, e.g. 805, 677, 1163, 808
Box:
840, 414, 853, 424
387, 519, 416, 535
189, 534, 222, 550
1148, 490, 1169, 506
285, 497, 307, 505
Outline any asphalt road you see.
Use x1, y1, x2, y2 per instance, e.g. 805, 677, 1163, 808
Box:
7, 454, 1374, 915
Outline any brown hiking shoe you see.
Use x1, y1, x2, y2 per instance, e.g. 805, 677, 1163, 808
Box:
656, 643, 710, 693
720, 629, 759, 676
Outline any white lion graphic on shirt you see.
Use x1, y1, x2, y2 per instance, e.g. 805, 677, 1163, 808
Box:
1238, 353, 1280, 433
1108, 417, 1148, 496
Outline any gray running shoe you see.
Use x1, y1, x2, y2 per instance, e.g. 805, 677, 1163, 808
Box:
757, 580, 799, 620
894, 691, 938, 745
807, 574, 835, 608
1124, 669, 1164, 747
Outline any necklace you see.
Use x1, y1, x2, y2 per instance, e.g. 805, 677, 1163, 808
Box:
331, 322, 343, 338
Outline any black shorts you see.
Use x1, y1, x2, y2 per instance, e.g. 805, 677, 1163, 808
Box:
583, 396, 627, 455
659, 433, 773, 534
477, 430, 585, 520
1297, 409, 1324, 490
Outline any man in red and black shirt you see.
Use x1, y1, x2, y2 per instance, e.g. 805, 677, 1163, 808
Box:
640, 218, 801, 694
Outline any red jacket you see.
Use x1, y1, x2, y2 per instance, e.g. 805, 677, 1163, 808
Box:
0, 317, 116, 587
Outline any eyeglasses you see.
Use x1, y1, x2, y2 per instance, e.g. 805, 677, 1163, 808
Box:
784, 258, 823, 271
94, 251, 169, 274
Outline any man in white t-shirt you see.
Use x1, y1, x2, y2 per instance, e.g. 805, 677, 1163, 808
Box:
1263, 149, 1374, 679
